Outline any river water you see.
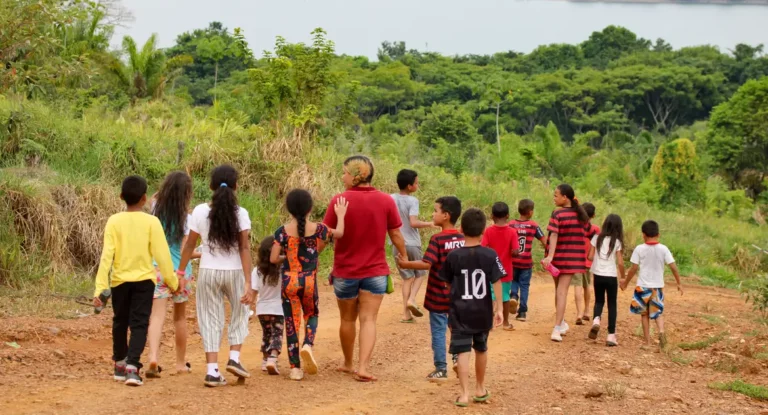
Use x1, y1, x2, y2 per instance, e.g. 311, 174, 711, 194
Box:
121, 0, 768, 57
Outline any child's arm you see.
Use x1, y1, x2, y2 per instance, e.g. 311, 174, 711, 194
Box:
150, 218, 179, 293
620, 264, 638, 291
270, 243, 284, 265
588, 245, 596, 262
409, 216, 434, 229
389, 228, 408, 261
492, 279, 504, 327
93, 219, 116, 303
669, 263, 683, 295
182, 235, 202, 260
542, 233, 557, 267
238, 230, 255, 305
328, 197, 348, 240
616, 249, 626, 281
177, 230, 198, 276
397, 258, 431, 270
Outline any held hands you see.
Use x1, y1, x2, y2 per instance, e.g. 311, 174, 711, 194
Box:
174, 278, 187, 295
395, 253, 406, 269
619, 279, 628, 291
334, 196, 349, 217
241, 287, 256, 305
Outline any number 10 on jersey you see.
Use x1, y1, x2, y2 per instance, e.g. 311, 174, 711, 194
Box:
461, 269, 487, 300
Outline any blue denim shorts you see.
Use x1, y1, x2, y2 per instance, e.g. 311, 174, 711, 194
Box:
333, 276, 388, 300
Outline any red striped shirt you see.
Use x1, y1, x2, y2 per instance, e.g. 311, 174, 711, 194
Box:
546, 208, 590, 274
585, 223, 600, 268
509, 219, 545, 269
422, 230, 465, 313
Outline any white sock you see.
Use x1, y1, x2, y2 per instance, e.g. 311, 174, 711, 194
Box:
126, 364, 137, 372
229, 350, 240, 363
207, 363, 219, 377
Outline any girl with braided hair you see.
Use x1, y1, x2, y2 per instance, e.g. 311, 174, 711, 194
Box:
271, 189, 348, 380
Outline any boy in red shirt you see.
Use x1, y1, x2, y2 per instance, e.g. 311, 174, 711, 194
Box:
509, 199, 546, 322
481, 202, 520, 331
573, 202, 600, 325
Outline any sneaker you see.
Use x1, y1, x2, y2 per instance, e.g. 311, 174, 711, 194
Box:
261, 359, 268, 372
300, 344, 318, 375
204, 374, 227, 387
606, 333, 618, 347
226, 359, 250, 378
426, 369, 448, 382
516, 312, 527, 322
559, 321, 569, 336
551, 328, 563, 342
114, 361, 127, 382
452, 355, 459, 376
592, 316, 601, 326
290, 367, 304, 381
124, 368, 143, 386
659, 333, 668, 350
509, 298, 519, 314
266, 357, 279, 376
588, 323, 601, 340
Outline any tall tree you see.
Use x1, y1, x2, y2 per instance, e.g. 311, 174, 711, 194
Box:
581, 26, 650, 68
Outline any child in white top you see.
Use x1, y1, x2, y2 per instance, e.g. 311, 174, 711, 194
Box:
620, 220, 683, 350
253, 236, 284, 375
587, 214, 625, 346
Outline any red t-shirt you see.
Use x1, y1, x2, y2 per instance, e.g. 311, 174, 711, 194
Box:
422, 229, 465, 313
481, 225, 519, 282
323, 186, 402, 279
509, 219, 545, 269
584, 223, 600, 269
546, 208, 589, 274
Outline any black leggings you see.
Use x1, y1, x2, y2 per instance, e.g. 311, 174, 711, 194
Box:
592, 275, 618, 334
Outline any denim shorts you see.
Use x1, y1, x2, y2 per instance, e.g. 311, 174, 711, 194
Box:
333, 276, 388, 300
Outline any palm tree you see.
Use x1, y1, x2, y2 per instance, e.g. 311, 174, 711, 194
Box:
108, 34, 189, 101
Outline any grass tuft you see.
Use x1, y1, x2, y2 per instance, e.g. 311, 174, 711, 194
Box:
678, 331, 728, 351
709, 380, 768, 400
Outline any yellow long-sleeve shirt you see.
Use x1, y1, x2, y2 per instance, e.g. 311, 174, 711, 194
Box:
93, 211, 178, 297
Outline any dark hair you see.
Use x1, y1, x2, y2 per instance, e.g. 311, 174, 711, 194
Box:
286, 189, 313, 246
461, 208, 486, 237
152, 171, 192, 245
641, 220, 660, 238
435, 196, 462, 225
208, 165, 241, 254
396, 169, 418, 190
597, 214, 624, 257
491, 202, 510, 219
518, 199, 535, 216
557, 184, 589, 224
257, 236, 280, 287
121, 175, 147, 206
343, 155, 374, 185
582, 202, 596, 219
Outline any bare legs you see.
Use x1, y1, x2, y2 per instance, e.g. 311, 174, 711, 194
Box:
554, 274, 573, 327
337, 290, 384, 378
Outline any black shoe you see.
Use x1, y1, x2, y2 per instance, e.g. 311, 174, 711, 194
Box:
226, 359, 250, 378
114, 361, 127, 382
426, 369, 448, 382
516, 312, 527, 322
124, 368, 143, 386
509, 298, 519, 314
204, 374, 227, 387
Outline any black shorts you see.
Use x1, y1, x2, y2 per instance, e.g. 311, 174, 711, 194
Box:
449, 330, 489, 354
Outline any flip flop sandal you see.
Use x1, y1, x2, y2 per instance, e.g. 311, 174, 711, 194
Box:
146, 363, 162, 378
503, 325, 515, 331
407, 304, 424, 318
575, 319, 584, 326
400, 318, 416, 324
588, 324, 600, 340
354, 373, 378, 382
582, 315, 591, 321
454, 397, 469, 408
178, 362, 191, 373
474, 390, 491, 403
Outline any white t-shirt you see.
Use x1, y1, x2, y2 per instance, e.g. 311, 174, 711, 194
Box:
251, 269, 283, 316
189, 203, 251, 270
630, 243, 675, 288
590, 235, 622, 277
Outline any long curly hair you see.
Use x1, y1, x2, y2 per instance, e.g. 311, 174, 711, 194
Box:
257, 236, 280, 287
152, 171, 193, 245
285, 189, 313, 247
208, 165, 241, 254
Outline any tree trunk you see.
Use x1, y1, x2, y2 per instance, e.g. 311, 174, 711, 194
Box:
213, 61, 219, 102
495, 102, 501, 154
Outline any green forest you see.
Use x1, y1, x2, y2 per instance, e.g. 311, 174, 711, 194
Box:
2, 1, 768, 302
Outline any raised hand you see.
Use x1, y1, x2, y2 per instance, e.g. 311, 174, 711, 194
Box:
334, 196, 349, 217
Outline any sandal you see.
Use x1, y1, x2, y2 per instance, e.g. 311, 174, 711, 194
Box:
503, 325, 515, 331
474, 390, 491, 403
400, 318, 415, 324
454, 397, 469, 408
407, 304, 424, 318
354, 373, 378, 382
146, 362, 162, 378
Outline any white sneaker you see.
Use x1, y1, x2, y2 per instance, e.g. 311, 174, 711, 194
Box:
290, 367, 304, 381
606, 334, 618, 347
559, 321, 569, 335
551, 328, 563, 342
300, 344, 318, 375
592, 316, 601, 326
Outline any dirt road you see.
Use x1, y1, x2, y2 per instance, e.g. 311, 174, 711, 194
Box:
1, 275, 767, 414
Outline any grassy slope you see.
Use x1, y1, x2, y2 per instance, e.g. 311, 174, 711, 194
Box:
0, 97, 766, 299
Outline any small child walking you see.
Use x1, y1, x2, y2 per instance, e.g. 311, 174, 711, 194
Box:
481, 202, 519, 330
440, 208, 505, 407
509, 199, 546, 322
573, 202, 600, 325
621, 220, 683, 350
587, 214, 625, 346
253, 236, 284, 376
272, 189, 348, 381
93, 175, 179, 387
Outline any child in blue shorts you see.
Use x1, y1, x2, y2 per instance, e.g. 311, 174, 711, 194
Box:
620, 220, 683, 350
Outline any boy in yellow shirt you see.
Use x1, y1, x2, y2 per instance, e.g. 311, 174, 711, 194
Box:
93, 175, 180, 386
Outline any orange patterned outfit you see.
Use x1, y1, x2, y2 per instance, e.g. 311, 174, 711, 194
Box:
274, 224, 331, 369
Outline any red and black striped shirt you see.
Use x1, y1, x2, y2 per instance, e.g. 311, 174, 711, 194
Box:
509, 219, 545, 269
584, 223, 600, 268
422, 229, 465, 313
546, 208, 590, 274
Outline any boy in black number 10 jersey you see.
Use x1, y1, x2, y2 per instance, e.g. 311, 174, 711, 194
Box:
440, 208, 505, 407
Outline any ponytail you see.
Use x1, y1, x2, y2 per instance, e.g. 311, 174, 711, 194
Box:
557, 183, 589, 224
208, 165, 241, 254
286, 189, 313, 247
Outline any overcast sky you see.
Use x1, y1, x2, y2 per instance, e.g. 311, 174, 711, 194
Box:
116, 0, 768, 57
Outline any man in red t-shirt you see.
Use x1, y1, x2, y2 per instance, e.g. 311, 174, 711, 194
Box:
481, 202, 520, 330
